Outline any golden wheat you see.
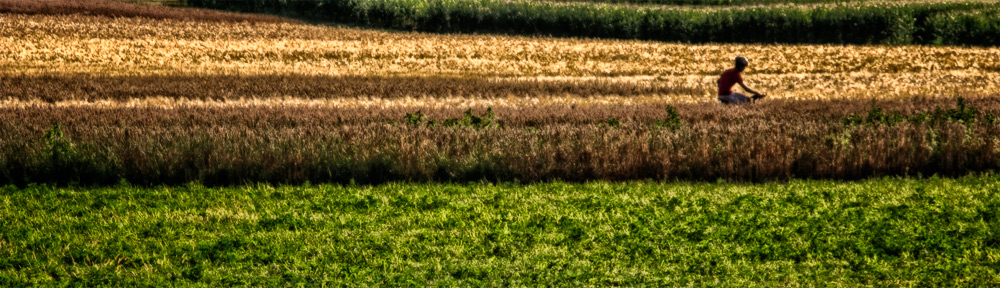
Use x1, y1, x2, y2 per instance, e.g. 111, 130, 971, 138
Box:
1, 6, 999, 184
1, 12, 998, 104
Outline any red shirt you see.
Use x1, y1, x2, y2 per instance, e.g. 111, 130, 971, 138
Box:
718, 68, 743, 95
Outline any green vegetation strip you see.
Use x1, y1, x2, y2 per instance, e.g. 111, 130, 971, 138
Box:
542, 0, 980, 6
2, 176, 999, 285
188, 0, 1000, 45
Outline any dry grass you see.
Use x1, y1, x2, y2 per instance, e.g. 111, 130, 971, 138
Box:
7, 15, 995, 76
1, 97, 998, 185
3, 96, 997, 127
0, 74, 700, 103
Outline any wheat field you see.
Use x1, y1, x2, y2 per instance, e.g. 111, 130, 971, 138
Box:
2, 2, 1000, 285
1, 4, 999, 184
3, 12, 998, 106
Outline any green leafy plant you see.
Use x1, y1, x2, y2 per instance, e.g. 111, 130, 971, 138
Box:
865, 107, 906, 126
404, 110, 426, 126
5, 178, 1000, 285
40, 123, 89, 185
42, 123, 78, 169
930, 97, 977, 125
604, 117, 620, 128
843, 98, 980, 126
406, 108, 498, 129
654, 105, 683, 130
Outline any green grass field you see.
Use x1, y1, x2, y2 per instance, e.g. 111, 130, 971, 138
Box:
2, 176, 998, 286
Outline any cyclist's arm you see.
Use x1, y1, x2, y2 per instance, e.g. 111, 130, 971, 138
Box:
738, 82, 761, 96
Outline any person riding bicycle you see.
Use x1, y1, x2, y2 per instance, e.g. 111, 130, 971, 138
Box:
717, 56, 766, 104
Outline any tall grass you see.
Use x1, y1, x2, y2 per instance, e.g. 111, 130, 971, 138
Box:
187, 0, 1000, 45
0, 75, 697, 102
0, 98, 997, 186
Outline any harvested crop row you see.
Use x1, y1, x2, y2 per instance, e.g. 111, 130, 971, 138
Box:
0, 0, 293, 23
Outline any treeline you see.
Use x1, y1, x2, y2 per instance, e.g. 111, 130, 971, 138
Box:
186, 0, 999, 45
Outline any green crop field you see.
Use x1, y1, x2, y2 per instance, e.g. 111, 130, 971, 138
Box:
188, 0, 1000, 45
2, 176, 999, 286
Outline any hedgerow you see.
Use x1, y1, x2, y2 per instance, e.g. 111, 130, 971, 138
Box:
187, 0, 999, 45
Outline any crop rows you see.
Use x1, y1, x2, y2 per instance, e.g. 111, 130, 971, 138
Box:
4, 13, 997, 103
4, 73, 997, 106
1, 4, 997, 285
1, 9, 998, 185
0, 74, 698, 103
11, 10, 995, 76
2, 3, 999, 286
6, 12, 997, 76
187, 0, 1000, 45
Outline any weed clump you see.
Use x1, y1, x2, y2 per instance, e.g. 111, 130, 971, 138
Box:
655, 105, 683, 130
405, 108, 499, 129
603, 117, 621, 128
844, 98, 983, 126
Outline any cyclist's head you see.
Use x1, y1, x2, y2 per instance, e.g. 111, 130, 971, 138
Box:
735, 56, 749, 72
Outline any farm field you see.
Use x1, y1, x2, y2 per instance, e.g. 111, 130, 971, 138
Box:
1, 5, 999, 184
2, 176, 1000, 285
1, 0, 999, 285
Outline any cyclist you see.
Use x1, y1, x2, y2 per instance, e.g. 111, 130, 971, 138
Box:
717, 56, 766, 104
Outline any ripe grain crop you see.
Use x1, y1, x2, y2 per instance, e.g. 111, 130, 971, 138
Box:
1, 97, 998, 185
3, 72, 994, 106
0, 74, 701, 103
6, 13, 997, 77
3, 13, 998, 102
1, 12, 998, 185
0, 0, 293, 23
